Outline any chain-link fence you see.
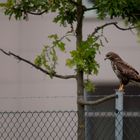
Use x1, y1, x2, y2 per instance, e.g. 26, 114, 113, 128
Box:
0, 111, 77, 140
0, 111, 140, 140
85, 111, 140, 140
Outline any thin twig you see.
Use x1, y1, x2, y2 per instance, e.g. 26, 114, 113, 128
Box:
27, 10, 48, 15
0, 48, 76, 79
92, 22, 138, 36
113, 23, 138, 31
84, 6, 98, 11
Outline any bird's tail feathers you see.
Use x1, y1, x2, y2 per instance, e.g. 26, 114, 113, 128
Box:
131, 76, 140, 87
137, 75, 140, 82
129, 76, 140, 87
130, 81, 140, 87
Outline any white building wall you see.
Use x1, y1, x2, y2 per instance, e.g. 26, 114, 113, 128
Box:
0, 11, 140, 111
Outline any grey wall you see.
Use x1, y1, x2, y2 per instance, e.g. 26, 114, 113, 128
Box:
0, 12, 140, 111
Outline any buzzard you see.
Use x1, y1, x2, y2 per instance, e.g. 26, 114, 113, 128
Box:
105, 52, 140, 91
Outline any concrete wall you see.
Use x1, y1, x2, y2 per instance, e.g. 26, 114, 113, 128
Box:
0, 11, 140, 111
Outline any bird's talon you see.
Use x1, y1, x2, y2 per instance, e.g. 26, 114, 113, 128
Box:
118, 89, 125, 92
118, 84, 125, 92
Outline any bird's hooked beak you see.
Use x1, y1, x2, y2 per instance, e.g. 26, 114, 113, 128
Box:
104, 56, 108, 61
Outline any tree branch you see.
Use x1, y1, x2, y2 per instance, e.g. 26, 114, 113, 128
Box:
78, 94, 117, 106
92, 21, 138, 36
0, 48, 76, 79
113, 23, 138, 31
84, 6, 98, 12
27, 10, 48, 15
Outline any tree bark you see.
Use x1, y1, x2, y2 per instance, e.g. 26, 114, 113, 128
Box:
77, 71, 85, 140
78, 94, 117, 105
76, 1, 85, 139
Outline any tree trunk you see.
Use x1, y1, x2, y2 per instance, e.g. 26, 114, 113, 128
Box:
77, 71, 85, 140
76, 1, 85, 140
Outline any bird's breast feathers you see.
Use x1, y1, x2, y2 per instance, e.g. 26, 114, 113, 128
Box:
111, 60, 140, 83
111, 61, 121, 78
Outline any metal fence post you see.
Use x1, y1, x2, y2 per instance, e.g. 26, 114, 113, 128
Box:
115, 90, 124, 140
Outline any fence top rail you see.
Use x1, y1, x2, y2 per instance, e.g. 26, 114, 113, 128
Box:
85, 111, 140, 117
0, 110, 78, 114
85, 95, 140, 98
0, 111, 140, 116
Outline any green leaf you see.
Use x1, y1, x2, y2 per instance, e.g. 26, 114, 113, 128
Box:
48, 34, 58, 40
84, 80, 95, 92
48, 34, 66, 52
58, 42, 65, 52
34, 55, 42, 67
66, 58, 75, 68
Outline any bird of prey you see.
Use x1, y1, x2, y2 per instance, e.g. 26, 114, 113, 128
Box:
105, 52, 140, 91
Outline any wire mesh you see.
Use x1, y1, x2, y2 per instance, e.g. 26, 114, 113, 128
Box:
0, 111, 140, 140
0, 111, 77, 140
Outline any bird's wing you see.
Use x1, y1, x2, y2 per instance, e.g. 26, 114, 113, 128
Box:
115, 60, 139, 80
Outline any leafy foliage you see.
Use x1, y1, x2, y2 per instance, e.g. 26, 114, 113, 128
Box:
94, 0, 140, 24
0, 0, 49, 19
66, 35, 100, 75
53, 1, 76, 26
34, 46, 57, 78
34, 34, 66, 78
1, 0, 140, 25
84, 79, 95, 92
0, 0, 76, 26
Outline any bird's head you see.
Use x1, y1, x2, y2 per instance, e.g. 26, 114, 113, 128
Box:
104, 52, 122, 61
